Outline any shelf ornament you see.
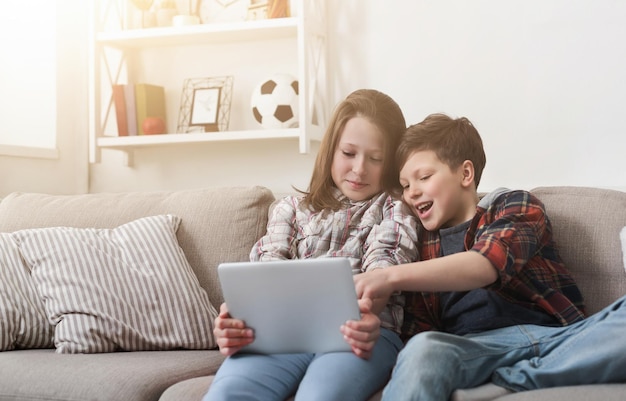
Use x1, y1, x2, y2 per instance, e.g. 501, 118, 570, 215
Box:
177, 76, 233, 133
251, 73, 299, 129
130, 0, 155, 28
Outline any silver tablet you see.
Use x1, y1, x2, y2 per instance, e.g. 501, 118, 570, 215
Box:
217, 258, 361, 354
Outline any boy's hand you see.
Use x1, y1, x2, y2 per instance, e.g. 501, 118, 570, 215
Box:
353, 268, 395, 305
213, 303, 254, 356
340, 298, 380, 359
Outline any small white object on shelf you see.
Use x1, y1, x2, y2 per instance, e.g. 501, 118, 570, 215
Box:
172, 14, 200, 26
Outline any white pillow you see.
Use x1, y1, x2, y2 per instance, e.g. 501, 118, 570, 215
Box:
11, 215, 218, 354
0, 233, 54, 350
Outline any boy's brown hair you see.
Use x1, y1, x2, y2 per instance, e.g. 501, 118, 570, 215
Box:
301, 89, 407, 211
397, 113, 487, 189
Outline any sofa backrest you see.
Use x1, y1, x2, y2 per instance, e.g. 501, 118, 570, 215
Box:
531, 186, 626, 315
0, 186, 275, 309
2, 185, 623, 317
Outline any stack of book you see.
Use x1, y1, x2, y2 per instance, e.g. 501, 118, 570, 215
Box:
112, 83, 167, 136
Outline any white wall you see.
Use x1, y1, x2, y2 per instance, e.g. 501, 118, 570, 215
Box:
91, 0, 626, 195
3, 1, 625, 197
329, 0, 626, 193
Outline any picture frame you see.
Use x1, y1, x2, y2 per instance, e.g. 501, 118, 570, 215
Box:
177, 76, 233, 133
190, 87, 221, 132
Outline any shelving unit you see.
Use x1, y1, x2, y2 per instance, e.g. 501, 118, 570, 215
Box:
97, 128, 301, 166
89, 0, 328, 166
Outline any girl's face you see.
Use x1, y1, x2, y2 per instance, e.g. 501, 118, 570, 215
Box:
331, 116, 385, 202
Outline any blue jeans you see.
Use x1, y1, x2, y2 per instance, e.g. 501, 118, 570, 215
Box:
203, 328, 403, 401
382, 295, 626, 401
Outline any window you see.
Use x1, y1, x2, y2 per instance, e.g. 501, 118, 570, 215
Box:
0, 1, 57, 157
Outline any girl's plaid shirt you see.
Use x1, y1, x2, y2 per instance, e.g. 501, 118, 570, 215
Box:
250, 190, 419, 334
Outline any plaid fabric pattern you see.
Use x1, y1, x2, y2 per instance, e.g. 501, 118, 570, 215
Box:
402, 189, 586, 340
250, 190, 419, 333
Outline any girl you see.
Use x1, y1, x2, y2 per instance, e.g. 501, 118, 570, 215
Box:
204, 89, 418, 401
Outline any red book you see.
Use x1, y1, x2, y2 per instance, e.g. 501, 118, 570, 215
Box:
111, 84, 128, 136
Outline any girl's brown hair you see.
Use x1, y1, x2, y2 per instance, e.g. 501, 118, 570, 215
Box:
299, 89, 406, 211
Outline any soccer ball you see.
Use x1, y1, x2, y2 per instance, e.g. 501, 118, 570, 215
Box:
251, 73, 299, 129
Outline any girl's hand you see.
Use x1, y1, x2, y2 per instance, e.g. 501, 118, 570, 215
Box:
340, 298, 380, 359
213, 303, 254, 356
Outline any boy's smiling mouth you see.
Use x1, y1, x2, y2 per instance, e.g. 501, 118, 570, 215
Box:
416, 201, 433, 215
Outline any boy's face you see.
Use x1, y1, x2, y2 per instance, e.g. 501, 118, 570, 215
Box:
331, 116, 385, 202
399, 150, 475, 231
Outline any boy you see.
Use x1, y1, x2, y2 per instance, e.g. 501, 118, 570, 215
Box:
354, 113, 626, 400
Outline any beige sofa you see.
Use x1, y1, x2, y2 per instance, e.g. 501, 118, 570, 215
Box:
0, 185, 624, 401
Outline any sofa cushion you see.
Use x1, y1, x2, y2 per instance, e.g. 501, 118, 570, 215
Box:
159, 376, 214, 401
0, 233, 54, 351
0, 186, 275, 309
12, 215, 218, 353
492, 384, 626, 401
531, 186, 626, 314
0, 349, 225, 401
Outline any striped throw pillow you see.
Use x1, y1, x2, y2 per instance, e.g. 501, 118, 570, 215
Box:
0, 233, 54, 350
11, 215, 218, 354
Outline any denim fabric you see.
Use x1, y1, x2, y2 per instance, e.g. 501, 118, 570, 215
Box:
204, 328, 403, 401
382, 295, 626, 401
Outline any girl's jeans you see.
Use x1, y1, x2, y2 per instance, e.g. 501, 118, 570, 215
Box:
382, 294, 626, 401
204, 328, 403, 401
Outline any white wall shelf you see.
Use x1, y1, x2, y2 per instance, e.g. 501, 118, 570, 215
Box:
89, 0, 328, 166
96, 18, 299, 48
96, 126, 323, 165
